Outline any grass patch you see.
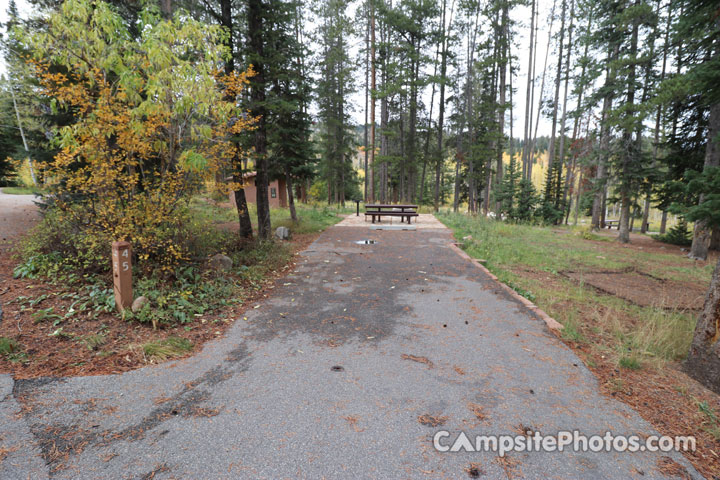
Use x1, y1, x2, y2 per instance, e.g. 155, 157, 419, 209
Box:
0, 337, 20, 355
435, 211, 710, 365
0, 337, 26, 363
142, 337, 193, 361
1, 186, 44, 195
618, 356, 642, 370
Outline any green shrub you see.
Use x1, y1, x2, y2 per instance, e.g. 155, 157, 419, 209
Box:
653, 218, 692, 246
0, 337, 20, 355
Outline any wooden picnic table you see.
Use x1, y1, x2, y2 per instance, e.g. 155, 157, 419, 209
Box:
605, 219, 619, 229
364, 204, 419, 224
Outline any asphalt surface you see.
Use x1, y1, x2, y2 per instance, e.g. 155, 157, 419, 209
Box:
0, 223, 702, 479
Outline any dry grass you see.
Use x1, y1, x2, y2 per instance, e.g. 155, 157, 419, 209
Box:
141, 337, 193, 362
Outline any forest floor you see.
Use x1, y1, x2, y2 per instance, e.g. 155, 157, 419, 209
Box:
0, 199, 348, 379
437, 211, 720, 479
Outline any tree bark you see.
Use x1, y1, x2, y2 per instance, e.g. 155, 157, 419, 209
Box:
363, 13, 369, 202
690, 103, 720, 259
617, 14, 639, 244
434, 0, 452, 212
368, 1, 376, 203
160, 0, 172, 18
221, 0, 253, 239
711, 227, 720, 251
521, 0, 536, 180
247, 0, 271, 239
9, 87, 36, 186
659, 211, 668, 234
685, 255, 720, 394
545, 0, 567, 206
556, 0, 574, 212
591, 44, 618, 230
528, 0, 557, 181
285, 169, 297, 222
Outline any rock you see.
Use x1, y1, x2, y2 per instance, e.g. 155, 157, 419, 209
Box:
131, 296, 149, 313
275, 226, 290, 240
209, 253, 233, 271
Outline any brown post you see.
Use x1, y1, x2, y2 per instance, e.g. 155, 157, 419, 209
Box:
111, 241, 132, 312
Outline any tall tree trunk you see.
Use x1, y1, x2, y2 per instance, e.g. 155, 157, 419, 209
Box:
453, 127, 462, 213
689, 14, 720, 259
690, 102, 720, 259
434, 0, 453, 212
556, 0, 574, 212
711, 227, 720, 251
528, 0, 557, 181
221, 0, 252, 238
9, 87, 36, 186
160, 0, 172, 18
545, 0, 567, 208
521, 0, 536, 180
646, 5, 671, 234
421, 42, 439, 206
564, 8, 592, 223
660, 211, 668, 234
248, 0, 271, 239
618, 16, 639, 244
363, 12, 369, 202
285, 169, 297, 222
369, 1, 376, 203
494, 4, 509, 215
685, 255, 720, 394
591, 44, 618, 229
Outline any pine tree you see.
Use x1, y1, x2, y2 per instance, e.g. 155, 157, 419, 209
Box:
315, 0, 356, 205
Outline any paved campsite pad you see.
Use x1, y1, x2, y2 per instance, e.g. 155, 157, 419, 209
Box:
563, 269, 707, 310
0, 224, 701, 479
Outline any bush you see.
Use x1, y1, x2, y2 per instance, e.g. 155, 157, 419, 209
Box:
653, 218, 692, 246
18, 202, 238, 279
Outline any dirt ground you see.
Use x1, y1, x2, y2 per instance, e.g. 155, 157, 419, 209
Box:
0, 189, 40, 244
0, 231, 319, 379
563, 269, 707, 310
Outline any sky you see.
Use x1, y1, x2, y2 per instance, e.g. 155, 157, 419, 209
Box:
1, 0, 559, 137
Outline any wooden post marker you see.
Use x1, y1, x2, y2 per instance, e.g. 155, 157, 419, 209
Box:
112, 241, 132, 312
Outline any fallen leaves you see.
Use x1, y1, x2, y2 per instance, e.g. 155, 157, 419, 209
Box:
418, 414, 448, 427
401, 354, 434, 369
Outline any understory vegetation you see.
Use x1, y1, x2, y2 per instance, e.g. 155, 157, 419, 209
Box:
437, 211, 713, 366
11, 201, 345, 332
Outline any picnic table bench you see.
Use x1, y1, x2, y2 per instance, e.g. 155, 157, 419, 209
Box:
605, 219, 619, 229
364, 204, 419, 224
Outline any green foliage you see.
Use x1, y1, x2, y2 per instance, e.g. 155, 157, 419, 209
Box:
513, 179, 540, 222
0, 337, 20, 355
679, 166, 720, 228
495, 156, 521, 218
653, 218, 692, 246
0, 336, 25, 362
132, 268, 238, 327
618, 356, 642, 370
314, 0, 358, 204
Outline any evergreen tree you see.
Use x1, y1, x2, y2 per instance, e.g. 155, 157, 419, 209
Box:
315, 0, 356, 205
